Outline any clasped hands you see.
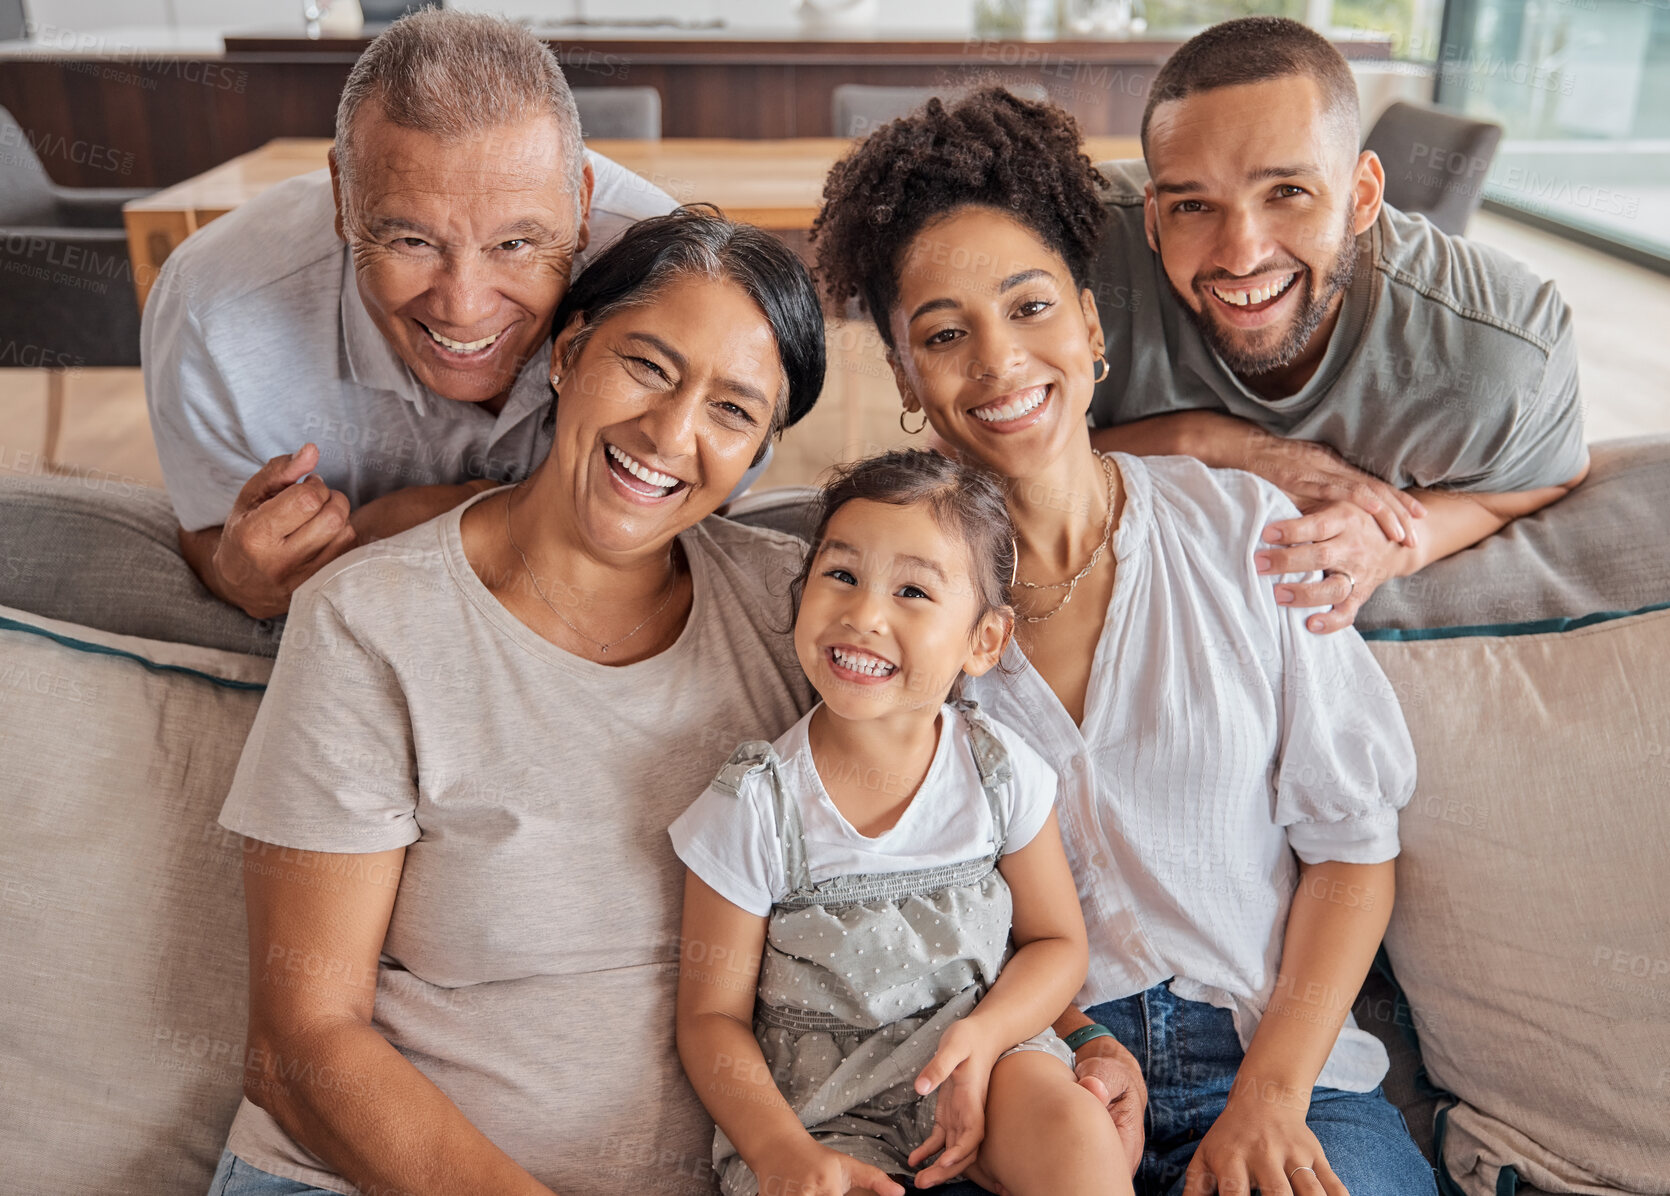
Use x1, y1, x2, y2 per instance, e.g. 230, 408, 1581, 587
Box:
1247, 438, 1426, 634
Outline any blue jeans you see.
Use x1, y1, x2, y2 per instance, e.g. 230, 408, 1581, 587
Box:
1083, 983, 1437, 1196
208, 1149, 340, 1195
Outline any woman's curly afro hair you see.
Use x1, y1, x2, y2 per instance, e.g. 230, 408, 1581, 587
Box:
810, 87, 1107, 349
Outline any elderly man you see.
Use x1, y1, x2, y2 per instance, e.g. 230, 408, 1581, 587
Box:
1088, 17, 1589, 632
143, 10, 675, 618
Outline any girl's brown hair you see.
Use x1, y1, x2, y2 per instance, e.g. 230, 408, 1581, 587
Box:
793, 448, 1017, 634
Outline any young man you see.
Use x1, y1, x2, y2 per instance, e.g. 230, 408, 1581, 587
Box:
1090, 17, 1587, 632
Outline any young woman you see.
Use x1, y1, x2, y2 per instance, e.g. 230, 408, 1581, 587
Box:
810, 89, 1433, 1196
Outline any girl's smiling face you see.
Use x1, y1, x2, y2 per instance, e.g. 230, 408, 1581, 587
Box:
887, 205, 1105, 481
795, 498, 1008, 725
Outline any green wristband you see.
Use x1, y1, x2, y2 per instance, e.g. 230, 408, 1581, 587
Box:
1064, 1023, 1113, 1053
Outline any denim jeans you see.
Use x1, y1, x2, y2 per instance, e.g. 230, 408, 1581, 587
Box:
207, 1149, 341, 1195
1084, 983, 1437, 1196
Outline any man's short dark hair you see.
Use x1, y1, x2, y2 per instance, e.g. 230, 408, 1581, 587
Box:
1140, 17, 1360, 157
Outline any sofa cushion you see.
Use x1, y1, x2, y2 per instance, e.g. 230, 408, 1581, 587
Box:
0, 473, 281, 656
5, 437, 1666, 654
1358, 436, 1670, 633
1366, 609, 1670, 1196
0, 604, 271, 1194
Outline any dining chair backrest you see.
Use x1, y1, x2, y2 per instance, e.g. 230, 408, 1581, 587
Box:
1364, 100, 1503, 236
0, 0, 25, 43
0, 105, 59, 224
831, 83, 1050, 139
571, 86, 662, 141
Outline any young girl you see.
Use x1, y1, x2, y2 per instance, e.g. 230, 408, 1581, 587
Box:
672, 450, 1130, 1196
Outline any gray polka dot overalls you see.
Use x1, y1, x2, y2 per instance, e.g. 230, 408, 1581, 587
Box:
706, 703, 1073, 1195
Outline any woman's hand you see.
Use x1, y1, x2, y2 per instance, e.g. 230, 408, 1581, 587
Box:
752, 1136, 905, 1196
1071, 1034, 1146, 1174
1183, 1085, 1348, 1196
908, 1018, 998, 1186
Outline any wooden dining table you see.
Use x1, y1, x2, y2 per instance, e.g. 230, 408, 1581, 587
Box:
121, 134, 1142, 310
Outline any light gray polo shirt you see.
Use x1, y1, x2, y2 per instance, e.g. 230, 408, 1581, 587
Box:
143, 155, 677, 532
1087, 160, 1586, 493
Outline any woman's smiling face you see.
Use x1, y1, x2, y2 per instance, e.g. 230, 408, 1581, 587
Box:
549, 273, 783, 558
887, 205, 1104, 480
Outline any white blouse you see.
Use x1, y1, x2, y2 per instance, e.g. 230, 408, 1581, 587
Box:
967, 453, 1416, 1092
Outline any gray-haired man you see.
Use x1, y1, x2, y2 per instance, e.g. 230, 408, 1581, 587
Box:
143, 10, 676, 617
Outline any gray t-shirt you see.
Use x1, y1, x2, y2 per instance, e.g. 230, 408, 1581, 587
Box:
217, 490, 815, 1194
143, 157, 677, 532
1088, 160, 1586, 493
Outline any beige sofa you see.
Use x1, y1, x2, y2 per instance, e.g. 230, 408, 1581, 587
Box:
2, 443, 1667, 1196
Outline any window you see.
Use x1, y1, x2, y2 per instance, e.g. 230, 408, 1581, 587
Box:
1436, 0, 1670, 266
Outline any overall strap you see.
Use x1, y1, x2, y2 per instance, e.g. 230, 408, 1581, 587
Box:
710, 740, 811, 895
954, 699, 1012, 855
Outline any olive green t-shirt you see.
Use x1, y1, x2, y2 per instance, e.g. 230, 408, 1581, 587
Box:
1088, 159, 1586, 493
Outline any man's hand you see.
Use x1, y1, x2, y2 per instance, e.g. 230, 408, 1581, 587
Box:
1240, 435, 1424, 550
187, 444, 356, 619
1072, 1034, 1146, 1175
1258, 500, 1417, 634
1091, 414, 1424, 548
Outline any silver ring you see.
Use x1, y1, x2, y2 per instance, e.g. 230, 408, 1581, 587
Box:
1327, 570, 1356, 597
1289, 1165, 1318, 1182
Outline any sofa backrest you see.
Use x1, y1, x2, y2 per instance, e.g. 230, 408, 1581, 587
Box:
4, 439, 1666, 652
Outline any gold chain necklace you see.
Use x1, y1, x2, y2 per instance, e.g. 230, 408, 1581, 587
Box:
1015, 454, 1117, 625
503, 489, 677, 655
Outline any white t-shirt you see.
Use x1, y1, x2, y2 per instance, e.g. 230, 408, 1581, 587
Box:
671, 704, 1060, 917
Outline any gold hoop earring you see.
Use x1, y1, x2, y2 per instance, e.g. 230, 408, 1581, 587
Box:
900, 409, 929, 435
1092, 354, 1110, 384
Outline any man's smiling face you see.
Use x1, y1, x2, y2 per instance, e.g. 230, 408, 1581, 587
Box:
333, 106, 590, 409
1143, 75, 1381, 390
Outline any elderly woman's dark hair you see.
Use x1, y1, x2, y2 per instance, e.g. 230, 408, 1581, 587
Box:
811, 88, 1106, 349
553, 205, 826, 454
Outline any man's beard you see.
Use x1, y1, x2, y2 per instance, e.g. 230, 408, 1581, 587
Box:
1169, 212, 1360, 380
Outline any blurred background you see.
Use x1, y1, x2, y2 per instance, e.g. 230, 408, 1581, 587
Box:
2, 0, 1667, 492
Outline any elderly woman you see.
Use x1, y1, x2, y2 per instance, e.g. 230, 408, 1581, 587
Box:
208, 209, 824, 1195
812, 91, 1434, 1196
